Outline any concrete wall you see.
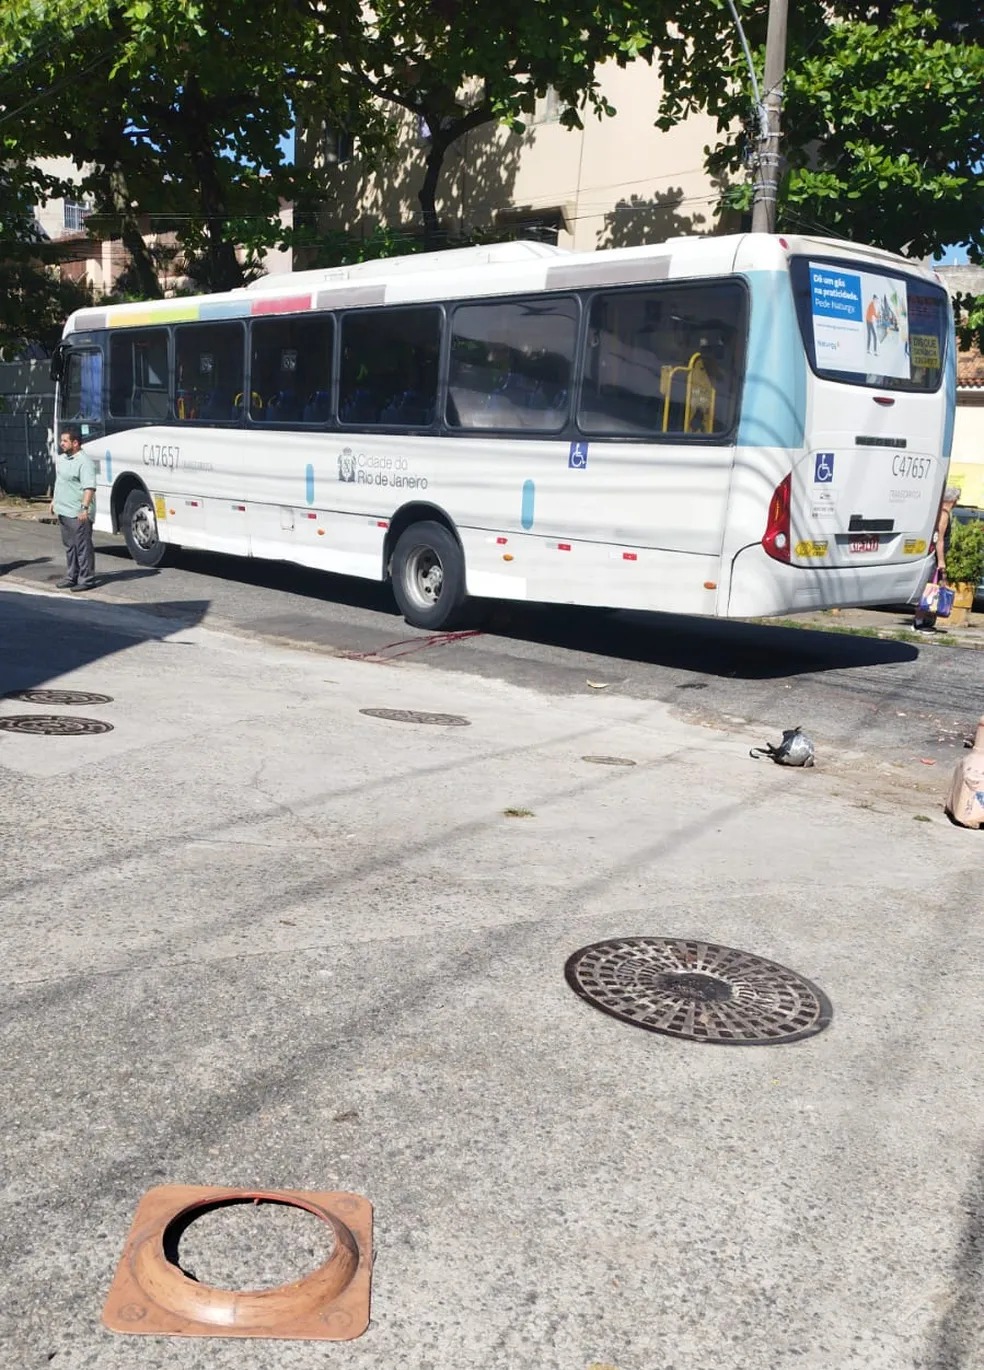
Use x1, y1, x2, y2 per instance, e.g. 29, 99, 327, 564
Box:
307, 61, 731, 252
0, 361, 55, 497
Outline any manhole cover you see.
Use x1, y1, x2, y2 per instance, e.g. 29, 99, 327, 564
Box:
4, 689, 114, 706
564, 937, 832, 1045
359, 708, 470, 727
581, 755, 636, 766
0, 715, 114, 736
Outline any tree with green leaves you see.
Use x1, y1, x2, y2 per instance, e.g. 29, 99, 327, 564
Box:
317, 0, 666, 248
0, 0, 369, 303
656, 0, 983, 333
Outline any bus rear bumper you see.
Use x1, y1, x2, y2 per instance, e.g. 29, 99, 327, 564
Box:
726, 544, 931, 617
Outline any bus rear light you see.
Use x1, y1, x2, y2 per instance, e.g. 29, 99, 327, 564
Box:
763, 474, 792, 562
622, 552, 637, 561
496, 536, 508, 545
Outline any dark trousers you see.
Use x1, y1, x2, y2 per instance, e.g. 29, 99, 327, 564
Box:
58, 515, 95, 584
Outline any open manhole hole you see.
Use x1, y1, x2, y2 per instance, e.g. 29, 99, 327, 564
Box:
581, 755, 636, 767
4, 689, 113, 706
0, 715, 113, 736
359, 708, 470, 727
167, 1197, 336, 1290
565, 937, 832, 1045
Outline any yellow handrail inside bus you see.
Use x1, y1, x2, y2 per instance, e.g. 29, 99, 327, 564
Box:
660, 352, 717, 434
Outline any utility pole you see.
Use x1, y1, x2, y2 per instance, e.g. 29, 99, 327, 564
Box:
751, 0, 788, 234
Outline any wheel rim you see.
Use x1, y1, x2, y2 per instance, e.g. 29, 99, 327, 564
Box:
131, 502, 158, 551
403, 544, 444, 611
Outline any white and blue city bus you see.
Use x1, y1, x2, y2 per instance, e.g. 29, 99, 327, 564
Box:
51, 232, 955, 630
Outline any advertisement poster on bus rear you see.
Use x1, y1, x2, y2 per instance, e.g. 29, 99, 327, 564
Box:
808, 262, 910, 379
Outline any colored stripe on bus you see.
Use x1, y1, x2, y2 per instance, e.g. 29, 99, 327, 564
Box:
738, 270, 806, 450
305, 464, 315, 505
251, 295, 313, 316
521, 479, 535, 530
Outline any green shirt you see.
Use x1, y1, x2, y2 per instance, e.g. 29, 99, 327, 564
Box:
53, 451, 97, 519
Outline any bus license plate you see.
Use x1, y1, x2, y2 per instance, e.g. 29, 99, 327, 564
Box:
849, 535, 879, 553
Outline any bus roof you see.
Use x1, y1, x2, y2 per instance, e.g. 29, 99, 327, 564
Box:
63, 233, 947, 337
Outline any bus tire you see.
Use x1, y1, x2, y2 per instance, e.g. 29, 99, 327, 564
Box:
391, 521, 467, 630
121, 488, 170, 568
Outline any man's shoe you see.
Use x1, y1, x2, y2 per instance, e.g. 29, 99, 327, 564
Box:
55, 577, 77, 589
70, 580, 97, 593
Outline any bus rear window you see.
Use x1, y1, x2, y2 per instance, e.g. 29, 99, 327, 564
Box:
790, 256, 948, 393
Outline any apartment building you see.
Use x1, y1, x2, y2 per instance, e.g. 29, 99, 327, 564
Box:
304, 60, 734, 253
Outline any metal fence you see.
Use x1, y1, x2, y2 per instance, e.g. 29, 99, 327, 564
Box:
0, 411, 54, 497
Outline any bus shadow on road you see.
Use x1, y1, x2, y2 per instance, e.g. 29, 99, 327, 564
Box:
480, 603, 920, 680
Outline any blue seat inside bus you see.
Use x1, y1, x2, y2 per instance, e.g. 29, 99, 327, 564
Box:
380, 390, 434, 425
266, 389, 303, 422
303, 390, 332, 423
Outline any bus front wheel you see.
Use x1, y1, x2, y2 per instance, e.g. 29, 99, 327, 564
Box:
391, 521, 467, 630
121, 489, 170, 568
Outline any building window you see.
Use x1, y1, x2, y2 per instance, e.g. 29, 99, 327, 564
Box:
324, 129, 355, 166
63, 201, 89, 232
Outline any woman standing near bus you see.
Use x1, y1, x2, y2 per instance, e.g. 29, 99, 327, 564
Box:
913, 485, 961, 631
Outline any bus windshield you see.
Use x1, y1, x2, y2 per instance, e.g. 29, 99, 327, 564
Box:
789, 256, 948, 394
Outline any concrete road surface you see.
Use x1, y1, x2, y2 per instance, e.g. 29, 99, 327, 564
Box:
0, 582, 982, 1370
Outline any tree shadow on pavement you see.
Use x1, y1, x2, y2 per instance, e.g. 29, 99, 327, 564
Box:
924, 1145, 984, 1369
0, 556, 51, 577
0, 589, 210, 695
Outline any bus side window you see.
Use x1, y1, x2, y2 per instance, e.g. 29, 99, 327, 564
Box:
577, 283, 746, 439
446, 298, 576, 432
339, 307, 441, 428
174, 322, 245, 423
249, 315, 334, 425
109, 330, 169, 420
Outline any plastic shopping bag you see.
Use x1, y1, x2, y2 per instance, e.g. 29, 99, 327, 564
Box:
918, 572, 941, 615
936, 582, 956, 619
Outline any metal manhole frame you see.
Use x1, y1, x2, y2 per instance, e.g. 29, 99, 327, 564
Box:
102, 1185, 372, 1340
359, 707, 471, 727
565, 936, 832, 1046
4, 689, 114, 706
0, 715, 114, 736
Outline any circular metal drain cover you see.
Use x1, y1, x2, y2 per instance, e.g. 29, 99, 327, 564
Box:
359, 708, 470, 727
565, 937, 832, 1045
581, 755, 636, 767
4, 689, 114, 706
0, 715, 114, 736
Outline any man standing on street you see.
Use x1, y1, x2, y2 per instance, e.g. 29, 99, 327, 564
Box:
50, 426, 98, 591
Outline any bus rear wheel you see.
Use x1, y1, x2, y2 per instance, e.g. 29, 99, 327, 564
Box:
121, 489, 170, 568
391, 521, 467, 630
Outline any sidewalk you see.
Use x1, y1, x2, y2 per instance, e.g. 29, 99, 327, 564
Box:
1, 581, 983, 1370
764, 602, 984, 648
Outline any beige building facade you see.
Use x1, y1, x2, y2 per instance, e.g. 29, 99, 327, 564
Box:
307, 60, 735, 254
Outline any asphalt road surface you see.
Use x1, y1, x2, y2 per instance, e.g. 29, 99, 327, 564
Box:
1, 512, 979, 766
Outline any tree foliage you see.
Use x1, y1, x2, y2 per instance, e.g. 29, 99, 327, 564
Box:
2, 0, 983, 344
312, 0, 666, 246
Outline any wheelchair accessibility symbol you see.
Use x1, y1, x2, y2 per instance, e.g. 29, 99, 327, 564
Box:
568, 442, 589, 470
814, 451, 835, 484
